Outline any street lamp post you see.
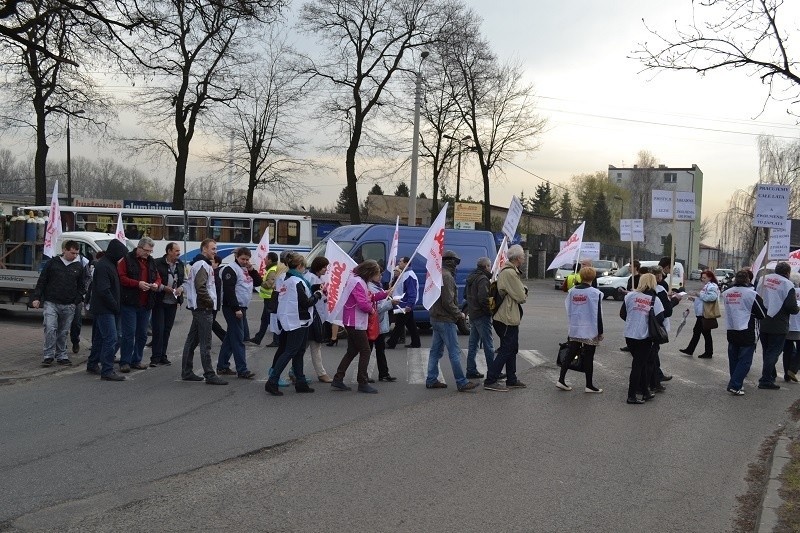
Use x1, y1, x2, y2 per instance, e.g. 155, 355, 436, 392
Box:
613, 195, 624, 219
66, 110, 85, 206
443, 134, 472, 202
408, 51, 429, 227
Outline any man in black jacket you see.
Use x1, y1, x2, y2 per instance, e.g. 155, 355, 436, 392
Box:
149, 242, 185, 367
464, 257, 495, 379
31, 240, 87, 367
86, 239, 128, 381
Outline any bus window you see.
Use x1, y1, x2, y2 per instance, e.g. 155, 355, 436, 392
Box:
210, 217, 251, 243
165, 215, 208, 241
122, 214, 165, 240
252, 218, 275, 244
79, 212, 116, 234
276, 220, 300, 245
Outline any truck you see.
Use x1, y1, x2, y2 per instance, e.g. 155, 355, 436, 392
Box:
0, 222, 134, 308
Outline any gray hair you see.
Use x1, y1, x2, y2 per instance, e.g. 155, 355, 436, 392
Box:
507, 244, 524, 262
477, 256, 491, 269
137, 236, 155, 249
790, 271, 800, 288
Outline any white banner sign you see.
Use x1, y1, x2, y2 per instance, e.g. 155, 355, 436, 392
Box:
651, 190, 696, 220
502, 195, 523, 240
651, 190, 674, 220
620, 219, 645, 242
769, 219, 791, 259
581, 242, 600, 261
754, 184, 791, 229
675, 191, 696, 221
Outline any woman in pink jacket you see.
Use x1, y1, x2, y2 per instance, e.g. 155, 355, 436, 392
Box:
331, 260, 387, 394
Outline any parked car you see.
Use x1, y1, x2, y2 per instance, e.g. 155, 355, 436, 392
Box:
596, 260, 661, 300
553, 259, 619, 290
689, 269, 702, 280
553, 264, 574, 289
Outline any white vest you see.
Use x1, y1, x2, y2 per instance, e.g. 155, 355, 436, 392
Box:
623, 291, 664, 340
277, 273, 314, 331
304, 271, 328, 322
221, 261, 253, 308
758, 273, 794, 318
791, 290, 800, 332
185, 260, 217, 310
565, 286, 602, 339
342, 276, 370, 330
723, 285, 759, 332
269, 272, 287, 335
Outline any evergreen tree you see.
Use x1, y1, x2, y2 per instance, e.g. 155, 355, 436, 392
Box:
394, 182, 410, 197
558, 191, 573, 225
369, 183, 384, 195
335, 187, 350, 214
531, 183, 557, 216
586, 192, 619, 241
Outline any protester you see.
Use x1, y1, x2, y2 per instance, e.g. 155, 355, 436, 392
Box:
621, 273, 665, 404
369, 276, 400, 382
648, 266, 673, 391
619, 260, 642, 352
264, 253, 322, 396
216, 247, 262, 379
69, 252, 91, 354
117, 236, 162, 373
782, 272, 800, 383
267, 251, 292, 387
386, 256, 421, 348
86, 239, 128, 381
249, 251, 279, 347
557, 266, 603, 393
304, 256, 333, 383
31, 240, 87, 367
483, 245, 528, 392
464, 256, 494, 379
426, 250, 477, 392
331, 260, 387, 393
680, 270, 719, 359
722, 270, 766, 395
149, 242, 184, 367
756, 261, 799, 390
210, 254, 226, 342
181, 239, 227, 385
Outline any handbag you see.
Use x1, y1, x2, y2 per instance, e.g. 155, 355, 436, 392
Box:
648, 295, 669, 344
557, 341, 584, 372
703, 299, 721, 319
309, 312, 325, 343
702, 317, 719, 330
367, 305, 380, 341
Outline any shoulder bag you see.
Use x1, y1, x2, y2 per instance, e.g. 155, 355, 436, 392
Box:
648, 295, 669, 344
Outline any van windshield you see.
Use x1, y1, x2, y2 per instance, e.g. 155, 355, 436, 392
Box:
95, 238, 135, 252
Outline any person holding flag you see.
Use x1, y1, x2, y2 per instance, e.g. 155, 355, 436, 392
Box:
464, 256, 494, 379
250, 252, 279, 347
386, 256, 420, 349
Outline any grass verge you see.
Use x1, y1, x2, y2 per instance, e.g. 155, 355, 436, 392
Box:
776, 398, 800, 533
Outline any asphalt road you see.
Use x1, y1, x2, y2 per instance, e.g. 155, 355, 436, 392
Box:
1, 279, 798, 532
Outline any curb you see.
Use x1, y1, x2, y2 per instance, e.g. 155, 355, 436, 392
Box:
758, 416, 799, 533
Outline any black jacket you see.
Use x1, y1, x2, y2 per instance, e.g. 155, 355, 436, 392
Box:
91, 239, 127, 315
31, 255, 86, 305
465, 267, 491, 319
154, 255, 185, 305
220, 262, 263, 312
727, 283, 767, 346
119, 250, 159, 309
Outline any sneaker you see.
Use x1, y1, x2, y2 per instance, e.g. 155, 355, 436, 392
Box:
626, 397, 645, 404
149, 361, 159, 368
484, 381, 508, 392
458, 381, 478, 392
237, 371, 256, 379
331, 380, 352, 391
727, 387, 745, 396
506, 380, 527, 389
758, 383, 781, 390
56, 358, 73, 366
101, 373, 126, 381
788, 370, 799, 382
217, 368, 236, 375
653, 383, 667, 393
620, 346, 630, 352
679, 348, 692, 356
585, 386, 603, 393
160, 358, 172, 366
41, 357, 54, 367
130, 363, 148, 370
71, 342, 80, 354
205, 376, 228, 385
357, 383, 378, 394
182, 374, 204, 382
465, 371, 484, 379
426, 381, 447, 389
660, 374, 673, 381
556, 381, 572, 391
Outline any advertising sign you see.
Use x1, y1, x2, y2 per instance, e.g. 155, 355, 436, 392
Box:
454, 202, 483, 223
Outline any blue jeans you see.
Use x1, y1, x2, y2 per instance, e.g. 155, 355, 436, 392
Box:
727, 343, 755, 391
466, 315, 495, 375
486, 321, 519, 384
120, 305, 150, 366
759, 332, 786, 386
427, 321, 467, 387
88, 313, 119, 376
218, 306, 248, 373
269, 327, 308, 385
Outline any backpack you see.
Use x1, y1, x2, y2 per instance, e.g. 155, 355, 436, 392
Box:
487, 280, 505, 316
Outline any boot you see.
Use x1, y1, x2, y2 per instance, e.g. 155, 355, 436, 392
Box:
295, 382, 315, 393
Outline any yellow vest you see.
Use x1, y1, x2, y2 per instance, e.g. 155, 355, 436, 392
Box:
565, 272, 582, 291
258, 264, 279, 299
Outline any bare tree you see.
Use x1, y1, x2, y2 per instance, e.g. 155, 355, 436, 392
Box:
443, 11, 546, 229
112, 0, 287, 209
299, 0, 454, 223
634, 0, 800, 115
206, 36, 313, 212
628, 149, 660, 223
0, 0, 114, 204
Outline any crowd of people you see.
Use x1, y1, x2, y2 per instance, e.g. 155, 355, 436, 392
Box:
30, 239, 800, 400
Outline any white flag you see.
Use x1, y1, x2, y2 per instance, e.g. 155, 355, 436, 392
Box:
43, 181, 61, 258
751, 243, 768, 275
415, 203, 448, 310
547, 222, 586, 271
115, 212, 126, 243
491, 235, 508, 280
325, 239, 358, 325
255, 225, 270, 276
387, 216, 400, 274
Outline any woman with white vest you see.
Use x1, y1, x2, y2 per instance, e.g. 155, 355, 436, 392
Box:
557, 266, 604, 393
620, 273, 665, 404
680, 270, 719, 359
782, 272, 800, 383
722, 270, 766, 395
757, 262, 800, 389
264, 253, 322, 396
216, 247, 262, 379
303, 256, 333, 383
